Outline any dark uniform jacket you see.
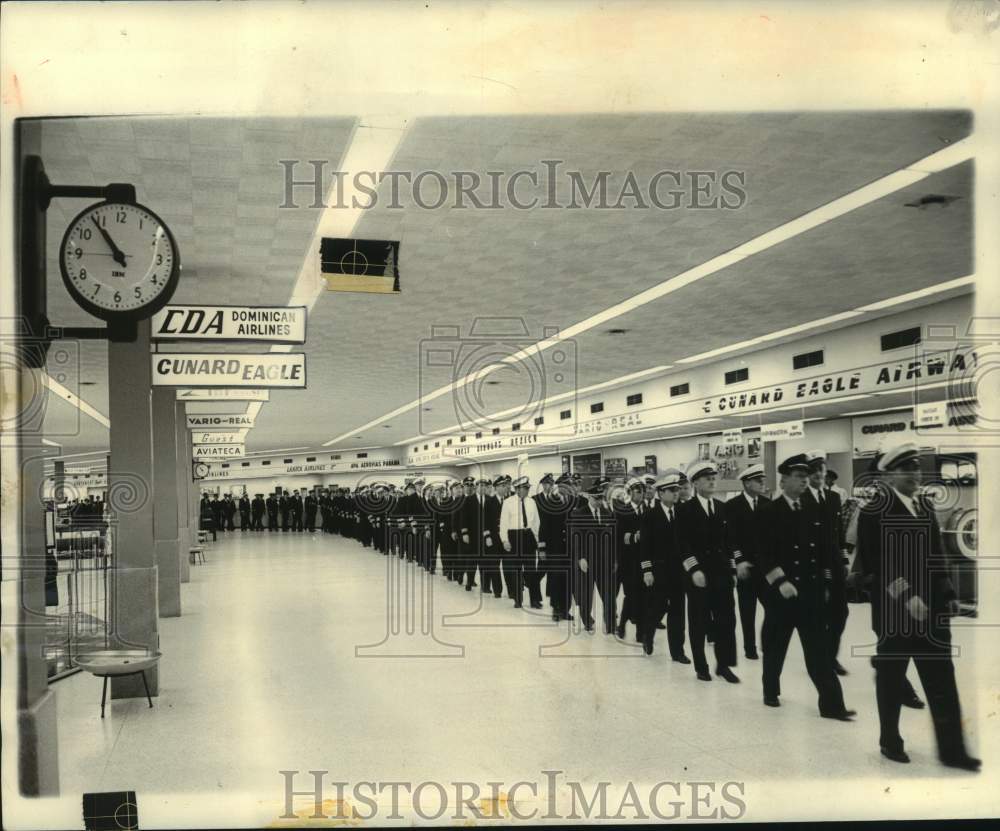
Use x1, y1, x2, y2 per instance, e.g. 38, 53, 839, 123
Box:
676, 495, 731, 582
535, 491, 571, 554
251, 496, 265, 517
802, 486, 849, 585
856, 486, 957, 636
724, 493, 762, 569
756, 494, 831, 598
617, 500, 647, 580
639, 500, 679, 581
459, 493, 488, 551
567, 501, 618, 566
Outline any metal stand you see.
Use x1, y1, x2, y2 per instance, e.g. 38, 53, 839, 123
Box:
99, 670, 153, 718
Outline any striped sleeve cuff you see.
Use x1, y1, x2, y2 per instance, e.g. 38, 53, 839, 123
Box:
765, 567, 786, 585
683, 556, 700, 572
640, 560, 653, 570
824, 568, 832, 580
887, 576, 910, 599
733, 549, 744, 562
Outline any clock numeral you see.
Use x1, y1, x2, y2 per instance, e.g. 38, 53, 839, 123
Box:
115, 211, 127, 224
155, 254, 163, 266
93, 283, 101, 295
134, 286, 143, 299
151, 274, 158, 284
97, 214, 106, 228
79, 268, 88, 279
113, 291, 122, 303
139, 218, 143, 229
80, 228, 92, 240
75, 247, 83, 259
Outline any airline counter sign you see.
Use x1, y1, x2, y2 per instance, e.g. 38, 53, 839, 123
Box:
191, 430, 248, 445
152, 305, 307, 344
154, 354, 306, 388
186, 414, 256, 429
193, 444, 245, 460
177, 388, 270, 402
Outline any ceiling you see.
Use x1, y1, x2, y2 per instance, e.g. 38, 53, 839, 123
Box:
35, 110, 973, 455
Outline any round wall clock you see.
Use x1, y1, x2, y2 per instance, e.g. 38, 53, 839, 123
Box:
59, 201, 180, 321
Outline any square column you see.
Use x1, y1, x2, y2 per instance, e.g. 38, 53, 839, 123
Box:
108, 318, 160, 699
152, 387, 181, 617
175, 401, 191, 583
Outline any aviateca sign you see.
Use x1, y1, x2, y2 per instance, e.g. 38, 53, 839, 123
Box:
152, 305, 307, 344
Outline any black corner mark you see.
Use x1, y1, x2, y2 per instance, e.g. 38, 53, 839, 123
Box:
82, 791, 138, 831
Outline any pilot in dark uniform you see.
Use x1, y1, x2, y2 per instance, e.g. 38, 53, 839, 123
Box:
757, 454, 854, 720
266, 493, 279, 531
802, 450, 850, 675
535, 473, 572, 620
238, 493, 251, 530
724, 464, 767, 660
251, 493, 266, 531
638, 471, 684, 655
568, 478, 618, 634
676, 460, 737, 682
456, 476, 481, 590
304, 490, 318, 532
615, 478, 647, 641
857, 442, 980, 770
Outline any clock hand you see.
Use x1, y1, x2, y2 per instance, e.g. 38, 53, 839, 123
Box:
91, 216, 128, 268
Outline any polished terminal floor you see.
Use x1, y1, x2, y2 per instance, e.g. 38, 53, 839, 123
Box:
53, 530, 984, 821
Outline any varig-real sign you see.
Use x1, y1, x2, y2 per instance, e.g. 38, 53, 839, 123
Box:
186, 414, 256, 429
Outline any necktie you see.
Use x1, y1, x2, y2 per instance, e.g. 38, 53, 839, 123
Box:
792, 500, 800, 512
707, 499, 713, 517
751, 497, 757, 511
668, 508, 673, 523
819, 489, 825, 504
520, 497, 527, 529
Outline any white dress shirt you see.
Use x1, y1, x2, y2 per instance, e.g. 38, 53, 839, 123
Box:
696, 493, 715, 516
500, 494, 540, 538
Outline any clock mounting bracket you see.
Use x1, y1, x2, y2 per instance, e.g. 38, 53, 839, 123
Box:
19, 154, 141, 369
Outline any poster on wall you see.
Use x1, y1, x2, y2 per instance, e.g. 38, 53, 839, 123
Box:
644, 455, 657, 474
604, 457, 628, 478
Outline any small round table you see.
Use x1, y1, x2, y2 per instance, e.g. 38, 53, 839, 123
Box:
73, 650, 162, 718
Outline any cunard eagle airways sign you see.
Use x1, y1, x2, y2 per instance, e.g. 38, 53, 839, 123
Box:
320, 237, 401, 294
152, 305, 307, 344
153, 354, 306, 388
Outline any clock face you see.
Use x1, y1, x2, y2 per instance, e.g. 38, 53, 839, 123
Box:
60, 201, 180, 320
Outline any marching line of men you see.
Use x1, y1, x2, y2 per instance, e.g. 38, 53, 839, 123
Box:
201, 438, 978, 772
199, 489, 319, 534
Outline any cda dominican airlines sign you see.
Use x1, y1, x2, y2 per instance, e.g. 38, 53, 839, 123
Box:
152, 305, 307, 344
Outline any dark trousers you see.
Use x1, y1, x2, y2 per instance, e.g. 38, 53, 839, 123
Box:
524, 551, 544, 607
573, 555, 617, 631
225, 513, 235, 531
761, 590, 846, 714
306, 510, 317, 532
252, 513, 264, 531
282, 512, 290, 531
240, 510, 250, 529
640, 581, 666, 647
267, 512, 278, 531
737, 576, 760, 655
546, 555, 570, 616
687, 576, 737, 673
458, 537, 478, 587
504, 530, 536, 604
665, 571, 687, 659
874, 631, 966, 758
827, 581, 849, 659
292, 511, 303, 532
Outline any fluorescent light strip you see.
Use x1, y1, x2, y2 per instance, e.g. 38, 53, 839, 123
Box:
43, 375, 111, 428
854, 275, 975, 312
325, 137, 976, 446
245, 118, 409, 434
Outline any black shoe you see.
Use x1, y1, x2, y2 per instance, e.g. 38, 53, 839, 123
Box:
584, 623, 595, 633
833, 660, 848, 676
902, 690, 926, 709
466, 585, 472, 592
745, 649, 759, 660
616, 624, 626, 639
656, 622, 666, 630
881, 746, 910, 764
940, 754, 981, 772
763, 695, 781, 707
643, 638, 654, 656
717, 667, 741, 684
552, 612, 560, 622
672, 654, 692, 665
531, 602, 543, 609
696, 670, 712, 681
821, 709, 857, 722
562, 613, 574, 621
514, 601, 523, 609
